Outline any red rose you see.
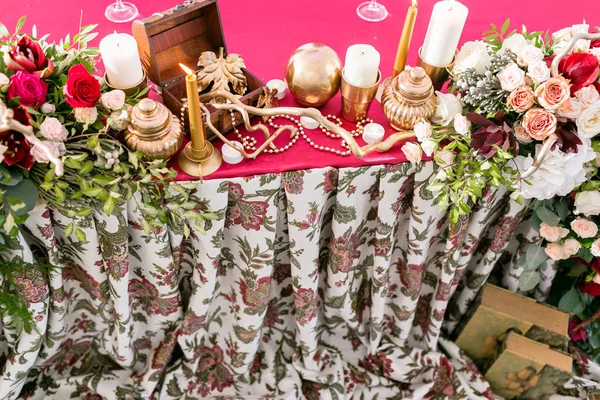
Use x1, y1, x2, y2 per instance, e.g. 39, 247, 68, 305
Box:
63, 64, 101, 108
4, 35, 54, 78
559, 53, 599, 94
7, 71, 48, 109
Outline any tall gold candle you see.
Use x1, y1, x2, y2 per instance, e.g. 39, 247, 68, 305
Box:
393, 0, 418, 78
179, 63, 205, 151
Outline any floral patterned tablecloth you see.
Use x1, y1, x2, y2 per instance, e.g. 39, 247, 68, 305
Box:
1, 162, 599, 399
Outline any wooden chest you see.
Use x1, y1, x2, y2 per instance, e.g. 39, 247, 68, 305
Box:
132, 0, 264, 139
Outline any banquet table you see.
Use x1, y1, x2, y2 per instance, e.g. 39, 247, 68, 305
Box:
2, 0, 600, 399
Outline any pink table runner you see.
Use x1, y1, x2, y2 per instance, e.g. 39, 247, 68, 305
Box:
3, 0, 600, 180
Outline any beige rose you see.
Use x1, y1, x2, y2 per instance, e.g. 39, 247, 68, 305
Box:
507, 86, 535, 112
545, 243, 567, 261
534, 76, 570, 110
40, 102, 56, 114
576, 86, 600, 107
523, 108, 557, 140
576, 101, 600, 139
591, 238, 600, 257
101, 90, 126, 111
420, 139, 436, 157
435, 150, 455, 168
402, 142, 422, 165
498, 63, 526, 91
74, 107, 98, 124
517, 44, 544, 67
414, 120, 432, 142
557, 98, 584, 120
513, 122, 533, 144
527, 60, 550, 84
539, 222, 569, 243
453, 114, 471, 135
30, 141, 66, 164
571, 217, 599, 238
563, 238, 581, 257
39, 117, 68, 142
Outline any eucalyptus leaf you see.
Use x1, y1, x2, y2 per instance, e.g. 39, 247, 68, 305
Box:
4, 169, 23, 187
519, 270, 540, 292
558, 287, 585, 314
5, 179, 39, 216
525, 244, 547, 269
536, 207, 560, 226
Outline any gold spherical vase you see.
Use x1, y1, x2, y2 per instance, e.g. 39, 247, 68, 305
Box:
285, 43, 342, 108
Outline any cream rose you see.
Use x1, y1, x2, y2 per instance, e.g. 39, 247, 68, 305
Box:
432, 92, 462, 126
576, 101, 600, 139
420, 139, 436, 157
402, 142, 422, 165
435, 150, 455, 167
0, 143, 7, 163
507, 86, 535, 112
534, 76, 570, 110
545, 243, 567, 261
576, 86, 600, 107
39, 117, 68, 142
453, 40, 491, 75
517, 44, 544, 67
30, 141, 66, 164
526, 60, 550, 84
0, 73, 9, 92
513, 122, 533, 144
523, 108, 557, 140
498, 63, 525, 91
591, 238, 600, 257
501, 34, 527, 54
557, 98, 584, 120
41, 102, 56, 114
74, 107, 98, 124
539, 222, 569, 243
574, 191, 600, 216
101, 90, 126, 111
571, 217, 599, 238
453, 114, 471, 135
414, 120, 432, 142
563, 238, 582, 257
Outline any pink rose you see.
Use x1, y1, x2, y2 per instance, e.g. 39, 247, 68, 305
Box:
545, 243, 567, 261
523, 108, 557, 140
402, 142, 422, 165
74, 107, 98, 124
571, 217, 598, 238
30, 141, 66, 163
7, 71, 48, 109
498, 63, 525, 91
513, 122, 533, 144
563, 238, 581, 257
39, 117, 68, 142
539, 223, 569, 243
507, 86, 535, 112
535, 76, 571, 110
591, 238, 600, 257
101, 90, 126, 110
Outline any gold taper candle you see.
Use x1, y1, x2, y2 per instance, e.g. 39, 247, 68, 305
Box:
392, 0, 418, 78
180, 63, 205, 151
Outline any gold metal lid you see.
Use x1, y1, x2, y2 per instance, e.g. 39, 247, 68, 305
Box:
392, 67, 433, 103
129, 98, 172, 140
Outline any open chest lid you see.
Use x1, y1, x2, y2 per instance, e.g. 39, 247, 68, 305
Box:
132, 0, 228, 88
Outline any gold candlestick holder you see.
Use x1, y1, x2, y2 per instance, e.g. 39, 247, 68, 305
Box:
104, 70, 148, 98
178, 109, 222, 180
416, 47, 455, 91
340, 69, 382, 122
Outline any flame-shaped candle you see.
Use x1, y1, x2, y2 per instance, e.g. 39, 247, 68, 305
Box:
180, 63, 205, 151
393, 0, 418, 78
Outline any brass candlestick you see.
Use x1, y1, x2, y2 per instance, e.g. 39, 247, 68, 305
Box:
178, 64, 222, 180
340, 69, 382, 122
416, 47, 455, 91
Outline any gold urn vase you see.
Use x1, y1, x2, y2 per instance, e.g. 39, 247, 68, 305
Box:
381, 66, 436, 131
124, 98, 183, 161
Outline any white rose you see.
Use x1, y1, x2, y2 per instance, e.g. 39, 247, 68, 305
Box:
558, 98, 584, 120
576, 86, 600, 107
435, 150, 455, 167
420, 139, 436, 157
591, 238, 600, 257
526, 60, 550, 84
453, 114, 471, 135
0, 73, 9, 92
571, 217, 599, 238
574, 191, 600, 216
39, 117, 68, 142
576, 101, 600, 139
563, 238, 582, 257
74, 107, 98, 124
432, 92, 463, 126
101, 90, 126, 111
453, 40, 491, 75
40, 102, 56, 114
544, 243, 567, 261
513, 122, 533, 144
402, 142, 422, 165
30, 141, 66, 164
0, 143, 7, 163
502, 34, 527, 54
517, 44, 543, 67
539, 223, 569, 243
414, 120, 432, 142
498, 63, 526, 91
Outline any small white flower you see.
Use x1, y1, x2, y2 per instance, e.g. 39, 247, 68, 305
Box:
517, 44, 543, 67
453, 114, 471, 135
74, 107, 98, 124
420, 139, 436, 157
101, 90, 126, 111
39, 117, 68, 142
402, 142, 422, 165
526, 60, 550, 84
432, 92, 463, 126
40, 102, 56, 114
502, 34, 527, 54
414, 120, 432, 142
453, 40, 492, 75
498, 63, 526, 91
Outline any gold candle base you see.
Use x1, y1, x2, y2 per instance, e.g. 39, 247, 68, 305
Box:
416, 47, 455, 91
178, 141, 222, 179
340, 69, 382, 122
104, 70, 148, 98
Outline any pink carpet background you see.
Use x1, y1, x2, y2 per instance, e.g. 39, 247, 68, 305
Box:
2, 0, 600, 179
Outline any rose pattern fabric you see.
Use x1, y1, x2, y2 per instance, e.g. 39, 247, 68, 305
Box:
1, 165, 599, 400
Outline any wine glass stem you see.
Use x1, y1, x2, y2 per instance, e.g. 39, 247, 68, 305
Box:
114, 0, 125, 10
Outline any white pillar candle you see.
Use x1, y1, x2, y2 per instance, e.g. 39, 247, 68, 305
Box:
300, 116, 319, 130
100, 32, 144, 89
421, 0, 469, 66
222, 141, 244, 164
362, 123, 385, 143
266, 79, 287, 100
344, 44, 380, 87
